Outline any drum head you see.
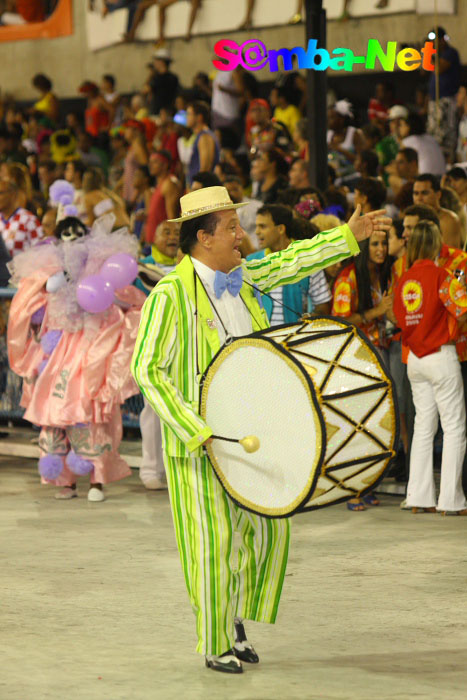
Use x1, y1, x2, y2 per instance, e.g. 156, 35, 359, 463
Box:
260, 318, 399, 511
200, 337, 326, 517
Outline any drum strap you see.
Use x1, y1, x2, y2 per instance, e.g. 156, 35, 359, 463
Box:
193, 268, 235, 380
193, 270, 306, 379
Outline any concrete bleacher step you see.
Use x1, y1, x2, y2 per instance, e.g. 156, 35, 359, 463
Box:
0, 426, 142, 468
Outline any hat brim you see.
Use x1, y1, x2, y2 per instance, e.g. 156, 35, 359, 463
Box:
168, 201, 249, 223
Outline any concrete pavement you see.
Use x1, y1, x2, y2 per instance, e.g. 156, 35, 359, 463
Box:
2, 458, 466, 700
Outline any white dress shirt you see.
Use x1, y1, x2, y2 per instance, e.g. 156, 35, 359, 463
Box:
402, 134, 446, 176
192, 257, 253, 344
237, 197, 262, 247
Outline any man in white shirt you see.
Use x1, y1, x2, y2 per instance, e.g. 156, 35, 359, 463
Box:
211, 71, 241, 130
399, 112, 445, 175
224, 176, 261, 248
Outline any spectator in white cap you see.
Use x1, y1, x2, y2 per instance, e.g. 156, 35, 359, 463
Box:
384, 106, 411, 193
387, 104, 409, 147
327, 99, 364, 166
148, 47, 179, 115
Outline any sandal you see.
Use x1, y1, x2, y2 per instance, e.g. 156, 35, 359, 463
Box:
347, 500, 366, 511
362, 492, 380, 506
411, 507, 436, 514
439, 509, 467, 516
55, 486, 77, 500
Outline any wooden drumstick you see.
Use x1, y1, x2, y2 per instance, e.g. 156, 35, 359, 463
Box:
211, 434, 260, 453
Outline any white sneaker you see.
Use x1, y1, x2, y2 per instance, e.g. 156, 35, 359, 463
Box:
88, 486, 105, 502
141, 476, 168, 490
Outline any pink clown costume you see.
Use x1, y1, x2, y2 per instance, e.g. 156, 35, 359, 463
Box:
7, 213, 146, 488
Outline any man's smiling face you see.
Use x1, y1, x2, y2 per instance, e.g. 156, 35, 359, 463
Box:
199, 209, 245, 272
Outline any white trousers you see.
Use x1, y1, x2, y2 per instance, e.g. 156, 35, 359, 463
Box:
139, 398, 166, 482
407, 345, 467, 511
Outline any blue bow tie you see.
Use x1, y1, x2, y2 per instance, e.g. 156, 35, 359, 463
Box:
213, 268, 243, 299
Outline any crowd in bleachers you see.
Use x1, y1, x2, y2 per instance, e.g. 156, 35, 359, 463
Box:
1, 24, 467, 512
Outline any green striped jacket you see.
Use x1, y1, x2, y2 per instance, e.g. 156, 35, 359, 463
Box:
131, 224, 359, 458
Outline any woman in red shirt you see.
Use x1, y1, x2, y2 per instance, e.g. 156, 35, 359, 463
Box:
332, 231, 393, 510
79, 82, 110, 139
394, 220, 467, 515
332, 232, 393, 351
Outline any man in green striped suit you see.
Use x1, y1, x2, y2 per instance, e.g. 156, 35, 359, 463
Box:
131, 186, 390, 673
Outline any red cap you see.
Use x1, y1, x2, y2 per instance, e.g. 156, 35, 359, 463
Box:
149, 150, 172, 165
123, 119, 146, 134
79, 81, 99, 95
249, 99, 271, 113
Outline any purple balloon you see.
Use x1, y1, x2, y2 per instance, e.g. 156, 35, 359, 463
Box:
100, 253, 138, 289
76, 275, 115, 313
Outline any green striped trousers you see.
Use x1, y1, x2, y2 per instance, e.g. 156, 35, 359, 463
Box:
164, 453, 290, 656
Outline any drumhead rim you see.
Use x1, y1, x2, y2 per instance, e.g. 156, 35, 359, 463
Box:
200, 335, 327, 518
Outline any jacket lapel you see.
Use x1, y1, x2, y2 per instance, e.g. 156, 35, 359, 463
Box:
240, 262, 269, 331
175, 255, 222, 354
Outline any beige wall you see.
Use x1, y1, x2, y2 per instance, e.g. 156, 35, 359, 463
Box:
0, 1, 465, 100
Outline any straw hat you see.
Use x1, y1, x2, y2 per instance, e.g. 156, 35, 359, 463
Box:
168, 186, 248, 223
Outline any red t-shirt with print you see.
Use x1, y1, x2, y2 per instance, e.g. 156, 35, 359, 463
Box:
394, 259, 467, 358
390, 243, 467, 360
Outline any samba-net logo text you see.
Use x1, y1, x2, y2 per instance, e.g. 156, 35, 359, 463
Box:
213, 38, 436, 73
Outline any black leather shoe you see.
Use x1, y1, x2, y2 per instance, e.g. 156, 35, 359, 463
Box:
233, 643, 259, 663
205, 649, 243, 674
233, 618, 259, 663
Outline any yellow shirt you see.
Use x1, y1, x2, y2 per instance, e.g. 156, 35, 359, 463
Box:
273, 105, 302, 137
34, 92, 55, 120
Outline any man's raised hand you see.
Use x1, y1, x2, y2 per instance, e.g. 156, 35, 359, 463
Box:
347, 204, 392, 243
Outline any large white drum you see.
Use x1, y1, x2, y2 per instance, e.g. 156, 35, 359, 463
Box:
200, 318, 398, 518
